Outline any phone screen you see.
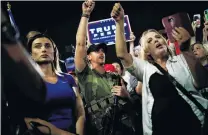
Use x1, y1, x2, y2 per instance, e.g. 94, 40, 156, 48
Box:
193, 14, 201, 28
168, 17, 176, 28
204, 9, 208, 21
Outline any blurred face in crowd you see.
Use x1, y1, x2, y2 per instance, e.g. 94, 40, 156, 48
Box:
88, 48, 105, 65
142, 31, 168, 60
112, 62, 122, 75
134, 45, 142, 58
192, 44, 207, 59
31, 37, 55, 63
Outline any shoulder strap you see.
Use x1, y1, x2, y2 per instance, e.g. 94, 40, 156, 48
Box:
153, 62, 207, 115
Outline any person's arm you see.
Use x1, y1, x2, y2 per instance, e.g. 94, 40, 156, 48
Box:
129, 32, 136, 56
75, 88, 85, 135
111, 3, 133, 68
135, 81, 143, 95
111, 3, 146, 82
202, 21, 208, 44
190, 21, 197, 45
172, 27, 208, 89
75, 0, 95, 72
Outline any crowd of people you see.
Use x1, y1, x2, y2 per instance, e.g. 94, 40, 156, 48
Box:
2, 1, 208, 135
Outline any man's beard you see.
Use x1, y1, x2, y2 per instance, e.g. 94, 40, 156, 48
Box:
36, 60, 52, 65
98, 60, 105, 66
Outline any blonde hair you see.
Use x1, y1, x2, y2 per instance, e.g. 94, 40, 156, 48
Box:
26, 31, 62, 75
139, 29, 173, 62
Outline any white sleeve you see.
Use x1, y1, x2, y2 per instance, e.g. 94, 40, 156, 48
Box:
122, 55, 147, 82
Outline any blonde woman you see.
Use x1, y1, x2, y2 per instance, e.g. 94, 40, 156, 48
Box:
111, 3, 208, 135
192, 42, 208, 68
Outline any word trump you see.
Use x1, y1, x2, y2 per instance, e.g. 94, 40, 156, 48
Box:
88, 15, 131, 45
89, 23, 127, 38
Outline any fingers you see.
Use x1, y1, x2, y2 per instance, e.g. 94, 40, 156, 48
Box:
112, 10, 120, 17
24, 118, 40, 129
111, 86, 121, 93
130, 32, 135, 37
173, 27, 187, 37
111, 88, 121, 96
172, 28, 181, 41
83, 0, 95, 14
111, 3, 124, 21
172, 27, 181, 41
172, 27, 190, 44
192, 21, 196, 26
111, 5, 120, 18
24, 118, 32, 129
172, 29, 179, 36
113, 85, 121, 89
114, 3, 121, 11
172, 33, 180, 41
192, 22, 197, 31
82, 1, 87, 8
88, 1, 95, 9
86, 0, 95, 10
174, 27, 183, 34
130, 32, 136, 41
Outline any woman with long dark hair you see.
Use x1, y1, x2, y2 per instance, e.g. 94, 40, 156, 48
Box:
24, 31, 85, 135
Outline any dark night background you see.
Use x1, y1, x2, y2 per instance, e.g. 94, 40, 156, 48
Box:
1, 1, 208, 70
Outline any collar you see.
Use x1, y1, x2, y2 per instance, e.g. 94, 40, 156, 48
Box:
91, 68, 107, 78
167, 55, 177, 63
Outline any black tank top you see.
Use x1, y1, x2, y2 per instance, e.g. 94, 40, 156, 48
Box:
149, 73, 201, 135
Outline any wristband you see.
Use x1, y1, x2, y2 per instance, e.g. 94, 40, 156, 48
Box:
82, 13, 90, 18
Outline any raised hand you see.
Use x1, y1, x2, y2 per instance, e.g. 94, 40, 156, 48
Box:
129, 32, 136, 42
192, 21, 197, 34
203, 21, 208, 37
172, 27, 191, 45
111, 3, 125, 22
82, 0, 95, 15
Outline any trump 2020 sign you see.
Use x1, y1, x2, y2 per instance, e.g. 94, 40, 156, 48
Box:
88, 15, 132, 45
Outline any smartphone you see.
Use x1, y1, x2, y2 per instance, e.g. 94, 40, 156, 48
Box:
162, 12, 194, 42
193, 14, 201, 28
204, 9, 208, 21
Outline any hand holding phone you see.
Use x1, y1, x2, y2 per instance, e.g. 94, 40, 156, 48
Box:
203, 21, 208, 39
193, 14, 201, 28
172, 27, 191, 45
204, 9, 208, 21
162, 12, 194, 42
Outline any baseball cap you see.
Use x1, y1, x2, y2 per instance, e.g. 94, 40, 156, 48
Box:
87, 43, 107, 55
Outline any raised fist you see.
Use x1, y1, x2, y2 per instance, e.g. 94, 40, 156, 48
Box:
82, 0, 95, 15
111, 3, 124, 22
